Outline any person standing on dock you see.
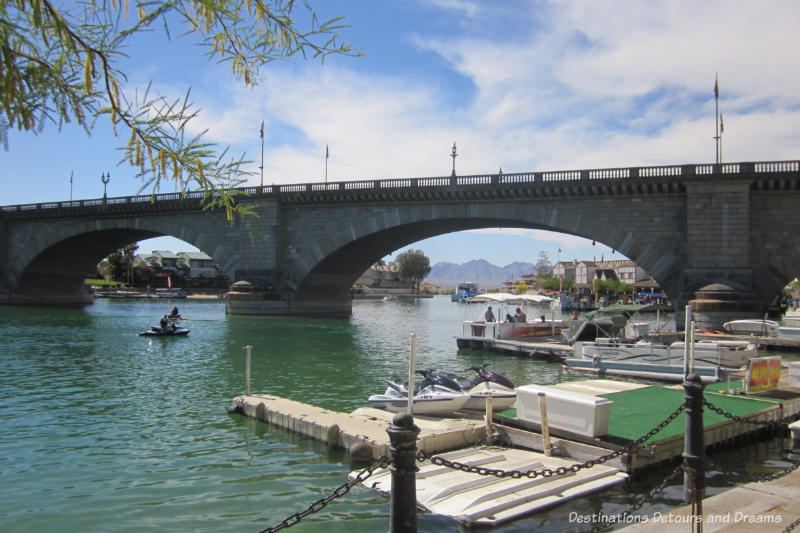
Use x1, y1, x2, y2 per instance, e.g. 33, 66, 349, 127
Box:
484, 306, 496, 322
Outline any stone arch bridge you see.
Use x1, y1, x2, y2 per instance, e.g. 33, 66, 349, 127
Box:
2, 160, 799, 317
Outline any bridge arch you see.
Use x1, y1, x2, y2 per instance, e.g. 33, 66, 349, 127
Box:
287, 197, 686, 306
5, 210, 239, 304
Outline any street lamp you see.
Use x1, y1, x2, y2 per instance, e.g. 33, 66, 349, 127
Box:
450, 142, 458, 177
101, 172, 110, 202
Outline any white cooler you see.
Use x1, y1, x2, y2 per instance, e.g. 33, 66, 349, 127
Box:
516, 384, 614, 437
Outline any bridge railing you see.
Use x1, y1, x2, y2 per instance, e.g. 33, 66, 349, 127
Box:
1, 159, 797, 214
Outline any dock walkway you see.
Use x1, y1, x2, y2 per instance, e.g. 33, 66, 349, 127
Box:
615, 467, 800, 532
229, 393, 488, 458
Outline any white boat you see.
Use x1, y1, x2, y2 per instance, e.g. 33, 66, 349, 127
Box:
563, 337, 757, 383
778, 325, 800, 339
451, 282, 479, 302
723, 319, 779, 337
367, 384, 470, 415
460, 292, 563, 341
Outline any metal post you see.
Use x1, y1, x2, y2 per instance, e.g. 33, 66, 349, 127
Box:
538, 392, 552, 456
407, 333, 417, 414
244, 345, 252, 396
683, 373, 705, 529
485, 394, 493, 442
387, 413, 420, 533
683, 304, 692, 378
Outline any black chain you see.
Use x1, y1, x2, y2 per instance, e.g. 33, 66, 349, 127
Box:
589, 461, 688, 533
258, 456, 391, 533
417, 401, 686, 478
706, 454, 800, 483
703, 398, 800, 428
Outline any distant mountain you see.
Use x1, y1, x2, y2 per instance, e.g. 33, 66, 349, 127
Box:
426, 259, 537, 289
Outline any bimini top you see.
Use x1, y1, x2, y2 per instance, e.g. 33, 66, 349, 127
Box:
465, 292, 555, 305
584, 303, 674, 320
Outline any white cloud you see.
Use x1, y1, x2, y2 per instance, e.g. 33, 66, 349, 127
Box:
171, 0, 800, 189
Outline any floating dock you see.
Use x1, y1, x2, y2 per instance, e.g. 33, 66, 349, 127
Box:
497, 377, 800, 472
230, 373, 800, 526
229, 372, 800, 474
455, 335, 572, 360
357, 446, 628, 527
228, 393, 489, 459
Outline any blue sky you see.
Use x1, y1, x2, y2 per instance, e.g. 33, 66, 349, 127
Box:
4, 0, 800, 267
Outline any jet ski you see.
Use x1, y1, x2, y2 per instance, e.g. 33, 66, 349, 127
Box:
138, 325, 190, 337
438, 364, 517, 411
368, 369, 470, 415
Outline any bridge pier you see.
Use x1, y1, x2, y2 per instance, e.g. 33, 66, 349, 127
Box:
224, 285, 352, 317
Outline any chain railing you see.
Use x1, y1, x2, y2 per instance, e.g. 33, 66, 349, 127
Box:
256, 382, 800, 532
706, 454, 800, 484
589, 461, 689, 533
416, 401, 686, 477
257, 456, 390, 533
704, 397, 800, 427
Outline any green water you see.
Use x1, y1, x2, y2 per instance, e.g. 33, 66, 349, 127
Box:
0, 297, 794, 532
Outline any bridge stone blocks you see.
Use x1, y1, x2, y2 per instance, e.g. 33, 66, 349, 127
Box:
3, 162, 800, 317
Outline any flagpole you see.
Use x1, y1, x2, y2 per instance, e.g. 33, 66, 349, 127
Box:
325, 144, 329, 183
259, 121, 264, 188
69, 170, 73, 201
714, 74, 720, 164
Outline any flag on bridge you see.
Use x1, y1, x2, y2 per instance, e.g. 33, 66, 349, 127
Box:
720, 114, 724, 133
714, 76, 719, 100
259, 121, 264, 139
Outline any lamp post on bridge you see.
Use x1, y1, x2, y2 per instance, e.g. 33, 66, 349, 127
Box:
450, 142, 458, 177
101, 172, 110, 203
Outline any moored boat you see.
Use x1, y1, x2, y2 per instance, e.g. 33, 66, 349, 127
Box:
563, 337, 757, 383
451, 282, 479, 302
460, 292, 563, 342
723, 319, 780, 337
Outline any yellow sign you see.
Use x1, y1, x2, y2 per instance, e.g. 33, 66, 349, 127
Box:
746, 357, 781, 394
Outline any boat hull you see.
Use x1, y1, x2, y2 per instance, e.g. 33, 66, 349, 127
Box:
563, 358, 724, 383
367, 393, 470, 415
723, 319, 779, 337
138, 327, 190, 337
575, 338, 756, 369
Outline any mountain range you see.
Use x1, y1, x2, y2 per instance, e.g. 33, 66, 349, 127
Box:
425, 259, 538, 289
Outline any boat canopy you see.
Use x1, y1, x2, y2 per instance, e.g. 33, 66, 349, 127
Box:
584, 303, 674, 320
465, 292, 555, 305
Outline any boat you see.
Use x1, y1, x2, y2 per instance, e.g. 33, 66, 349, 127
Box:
459, 292, 563, 341
148, 288, 187, 299
451, 282, 479, 302
138, 325, 190, 337
778, 325, 800, 339
723, 319, 779, 337
563, 337, 757, 383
